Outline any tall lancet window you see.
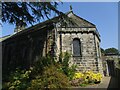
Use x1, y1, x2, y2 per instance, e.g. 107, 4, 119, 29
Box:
73, 38, 81, 56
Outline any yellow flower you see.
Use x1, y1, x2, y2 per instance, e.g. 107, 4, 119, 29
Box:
73, 72, 84, 79
72, 71, 102, 83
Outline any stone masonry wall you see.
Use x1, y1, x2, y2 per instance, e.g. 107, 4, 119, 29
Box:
56, 28, 103, 74
2, 26, 54, 75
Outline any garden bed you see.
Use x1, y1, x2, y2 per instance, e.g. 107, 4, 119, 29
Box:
2, 52, 103, 89
70, 71, 102, 87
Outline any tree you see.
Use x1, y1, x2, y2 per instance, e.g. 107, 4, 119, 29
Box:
104, 48, 119, 55
100, 48, 105, 54
2, 2, 62, 27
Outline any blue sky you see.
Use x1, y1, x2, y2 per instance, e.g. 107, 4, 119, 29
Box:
1, 2, 118, 50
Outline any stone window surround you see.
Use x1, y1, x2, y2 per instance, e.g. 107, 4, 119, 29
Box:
72, 37, 82, 57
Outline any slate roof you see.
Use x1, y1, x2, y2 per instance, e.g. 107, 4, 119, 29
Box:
66, 11, 95, 27
1, 11, 97, 42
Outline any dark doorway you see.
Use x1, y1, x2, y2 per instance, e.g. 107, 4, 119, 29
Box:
107, 60, 115, 76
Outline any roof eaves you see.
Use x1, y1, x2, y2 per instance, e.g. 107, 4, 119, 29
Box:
3, 16, 60, 40
0, 34, 13, 42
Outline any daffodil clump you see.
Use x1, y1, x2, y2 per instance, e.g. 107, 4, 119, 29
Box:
84, 71, 102, 83
92, 73, 102, 82
72, 72, 84, 79
72, 71, 102, 85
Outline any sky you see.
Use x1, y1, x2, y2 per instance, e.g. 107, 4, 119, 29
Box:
1, 2, 118, 50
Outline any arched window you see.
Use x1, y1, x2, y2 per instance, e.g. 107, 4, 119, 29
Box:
73, 38, 81, 56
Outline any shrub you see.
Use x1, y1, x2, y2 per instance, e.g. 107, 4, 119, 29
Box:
27, 65, 71, 89
33, 55, 55, 75
61, 52, 70, 76
67, 64, 77, 80
58, 52, 77, 80
3, 68, 33, 90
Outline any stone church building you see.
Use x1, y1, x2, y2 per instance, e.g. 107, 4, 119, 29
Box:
1, 10, 103, 74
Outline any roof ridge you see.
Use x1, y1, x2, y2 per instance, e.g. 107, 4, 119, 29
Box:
65, 11, 73, 15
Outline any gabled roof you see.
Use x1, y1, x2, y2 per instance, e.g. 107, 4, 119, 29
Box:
66, 11, 96, 28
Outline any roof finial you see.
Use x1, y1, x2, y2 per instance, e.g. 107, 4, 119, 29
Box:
70, 5, 72, 12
